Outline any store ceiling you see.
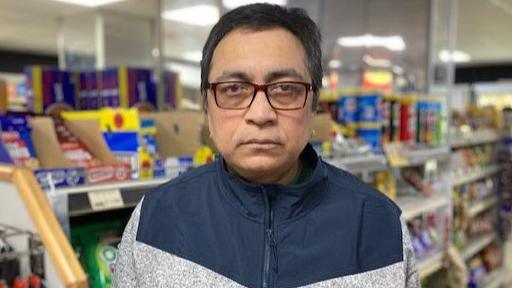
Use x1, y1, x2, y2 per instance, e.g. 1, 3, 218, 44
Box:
0, 0, 511, 65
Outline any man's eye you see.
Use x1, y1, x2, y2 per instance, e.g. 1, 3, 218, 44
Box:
273, 84, 299, 93
221, 84, 247, 94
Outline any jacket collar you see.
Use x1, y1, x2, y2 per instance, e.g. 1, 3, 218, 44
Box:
216, 143, 329, 224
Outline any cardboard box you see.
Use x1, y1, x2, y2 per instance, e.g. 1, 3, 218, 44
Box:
163, 71, 183, 110
312, 113, 335, 142
29, 116, 130, 186
25, 67, 78, 115
141, 111, 205, 157
105, 67, 157, 111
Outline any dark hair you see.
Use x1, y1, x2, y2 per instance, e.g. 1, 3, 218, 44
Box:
200, 3, 322, 110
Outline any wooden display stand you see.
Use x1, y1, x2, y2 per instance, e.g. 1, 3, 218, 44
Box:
0, 164, 87, 288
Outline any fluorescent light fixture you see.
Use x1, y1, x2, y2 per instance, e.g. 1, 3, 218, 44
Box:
392, 65, 404, 75
363, 55, 391, 67
439, 50, 471, 63
328, 59, 342, 69
47, 0, 127, 7
223, 0, 287, 9
337, 34, 406, 51
162, 5, 219, 27
183, 51, 203, 62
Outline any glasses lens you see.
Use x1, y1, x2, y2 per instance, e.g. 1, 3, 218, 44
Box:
215, 82, 254, 109
268, 82, 306, 109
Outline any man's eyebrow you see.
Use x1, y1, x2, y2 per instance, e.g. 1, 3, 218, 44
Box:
213, 71, 252, 82
264, 69, 306, 83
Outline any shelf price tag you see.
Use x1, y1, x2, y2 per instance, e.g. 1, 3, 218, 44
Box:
88, 189, 124, 211
383, 143, 409, 167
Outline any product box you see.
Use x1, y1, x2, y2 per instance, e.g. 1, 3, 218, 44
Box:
34, 167, 85, 190
78, 71, 100, 110
113, 67, 157, 111
141, 112, 205, 177
141, 111, 204, 157
356, 93, 381, 123
29, 117, 85, 189
25, 67, 78, 115
0, 115, 40, 169
99, 68, 120, 108
163, 70, 182, 110
29, 117, 130, 187
0, 141, 13, 164
64, 118, 131, 184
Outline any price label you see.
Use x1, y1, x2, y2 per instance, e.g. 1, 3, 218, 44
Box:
88, 189, 124, 211
383, 142, 409, 167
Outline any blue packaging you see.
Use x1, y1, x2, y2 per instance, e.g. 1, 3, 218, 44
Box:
34, 167, 85, 190
356, 128, 382, 153
337, 95, 357, 124
0, 141, 13, 164
356, 94, 381, 122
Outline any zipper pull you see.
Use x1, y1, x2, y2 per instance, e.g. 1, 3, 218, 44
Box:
267, 230, 278, 273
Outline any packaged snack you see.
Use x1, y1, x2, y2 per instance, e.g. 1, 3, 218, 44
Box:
356, 93, 381, 123
0, 115, 39, 169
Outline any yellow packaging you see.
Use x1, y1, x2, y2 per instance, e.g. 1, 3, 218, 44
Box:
193, 146, 215, 167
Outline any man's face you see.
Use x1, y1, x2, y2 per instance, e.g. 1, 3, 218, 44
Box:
207, 28, 314, 183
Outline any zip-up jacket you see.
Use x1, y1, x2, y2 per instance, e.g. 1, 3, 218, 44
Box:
113, 144, 419, 287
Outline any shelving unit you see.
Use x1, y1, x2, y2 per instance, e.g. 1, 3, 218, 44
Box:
467, 196, 498, 218
482, 268, 506, 288
462, 232, 498, 260
450, 129, 501, 149
449, 164, 501, 187
326, 154, 388, 174
417, 251, 444, 279
396, 193, 450, 221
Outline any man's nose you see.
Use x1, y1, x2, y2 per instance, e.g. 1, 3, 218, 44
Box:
244, 90, 277, 126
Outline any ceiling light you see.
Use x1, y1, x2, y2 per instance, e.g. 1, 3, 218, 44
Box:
363, 55, 391, 67
183, 51, 203, 62
439, 50, 471, 63
162, 5, 219, 27
337, 34, 406, 51
223, 0, 287, 9
328, 59, 342, 69
47, 0, 127, 7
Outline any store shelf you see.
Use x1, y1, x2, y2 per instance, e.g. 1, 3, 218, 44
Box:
417, 251, 444, 279
391, 146, 450, 168
396, 193, 450, 220
462, 232, 498, 260
326, 154, 388, 173
483, 268, 506, 288
45, 177, 174, 217
47, 177, 173, 196
467, 196, 498, 218
450, 165, 500, 187
450, 130, 501, 149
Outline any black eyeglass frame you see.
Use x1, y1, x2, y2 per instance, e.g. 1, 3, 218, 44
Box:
208, 81, 312, 110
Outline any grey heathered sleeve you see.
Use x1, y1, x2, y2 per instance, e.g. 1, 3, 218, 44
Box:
112, 199, 143, 287
400, 216, 420, 288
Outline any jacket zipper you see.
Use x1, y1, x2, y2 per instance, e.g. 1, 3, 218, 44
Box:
262, 188, 277, 288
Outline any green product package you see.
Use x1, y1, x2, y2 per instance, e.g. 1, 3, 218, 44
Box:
71, 221, 124, 288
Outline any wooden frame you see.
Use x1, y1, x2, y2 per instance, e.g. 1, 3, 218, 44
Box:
0, 164, 87, 288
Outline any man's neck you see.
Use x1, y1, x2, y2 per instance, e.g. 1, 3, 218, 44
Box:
225, 159, 301, 185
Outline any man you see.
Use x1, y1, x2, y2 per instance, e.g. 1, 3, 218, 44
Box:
113, 3, 419, 287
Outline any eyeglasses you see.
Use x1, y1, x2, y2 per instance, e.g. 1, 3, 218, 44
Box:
208, 81, 312, 110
